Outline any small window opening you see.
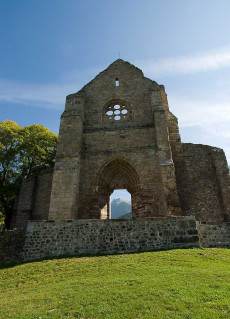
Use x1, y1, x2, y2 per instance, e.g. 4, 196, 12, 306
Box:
110, 189, 132, 219
115, 78, 119, 86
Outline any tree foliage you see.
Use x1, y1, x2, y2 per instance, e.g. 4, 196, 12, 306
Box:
0, 211, 5, 232
0, 120, 58, 228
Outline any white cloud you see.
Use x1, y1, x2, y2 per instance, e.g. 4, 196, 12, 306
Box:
136, 46, 230, 77
169, 98, 230, 128
0, 79, 70, 109
168, 94, 230, 164
0, 47, 229, 163
0, 67, 101, 109
1, 47, 230, 108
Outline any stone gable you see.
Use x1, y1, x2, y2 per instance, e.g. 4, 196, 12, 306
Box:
12, 59, 230, 228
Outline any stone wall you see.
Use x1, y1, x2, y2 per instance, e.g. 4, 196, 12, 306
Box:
48, 59, 181, 221
33, 171, 53, 220
0, 229, 26, 263
21, 217, 199, 261
11, 178, 35, 229
176, 143, 230, 222
197, 221, 230, 248
11, 170, 53, 229
12, 59, 230, 226
2, 218, 230, 264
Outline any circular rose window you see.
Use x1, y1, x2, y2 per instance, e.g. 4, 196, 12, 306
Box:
105, 102, 130, 122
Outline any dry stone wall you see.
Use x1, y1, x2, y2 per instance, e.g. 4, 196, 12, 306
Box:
21, 217, 199, 261
197, 221, 230, 248
2, 218, 230, 264
0, 229, 26, 263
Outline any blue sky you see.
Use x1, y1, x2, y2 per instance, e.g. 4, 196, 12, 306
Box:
1, 1, 230, 200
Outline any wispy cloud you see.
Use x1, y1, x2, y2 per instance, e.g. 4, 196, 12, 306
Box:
170, 98, 230, 128
137, 46, 230, 77
0, 67, 101, 109
1, 47, 230, 108
0, 47, 229, 163
169, 94, 230, 164
0, 79, 72, 109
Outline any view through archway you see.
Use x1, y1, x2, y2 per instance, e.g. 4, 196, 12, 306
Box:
110, 189, 132, 219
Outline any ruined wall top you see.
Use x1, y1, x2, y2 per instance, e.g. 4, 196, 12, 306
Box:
63, 59, 167, 130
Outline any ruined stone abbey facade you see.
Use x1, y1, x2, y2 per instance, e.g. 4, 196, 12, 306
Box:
12, 59, 230, 228
0, 59, 227, 263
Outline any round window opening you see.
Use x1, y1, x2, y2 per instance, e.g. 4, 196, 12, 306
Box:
105, 102, 129, 122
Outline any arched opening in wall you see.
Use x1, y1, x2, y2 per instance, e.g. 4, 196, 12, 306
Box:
96, 158, 140, 219
110, 189, 132, 219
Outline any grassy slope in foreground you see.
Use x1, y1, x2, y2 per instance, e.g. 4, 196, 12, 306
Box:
0, 249, 229, 319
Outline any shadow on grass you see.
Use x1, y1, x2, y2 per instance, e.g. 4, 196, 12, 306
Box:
0, 246, 202, 270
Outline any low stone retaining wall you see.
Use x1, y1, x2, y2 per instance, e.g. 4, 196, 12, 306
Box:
21, 217, 199, 261
197, 221, 230, 248
4, 217, 229, 264
0, 229, 26, 263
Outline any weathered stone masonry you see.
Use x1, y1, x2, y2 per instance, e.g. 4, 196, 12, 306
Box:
0, 229, 25, 263
1, 219, 230, 263
22, 217, 199, 261
12, 59, 230, 225
6, 59, 229, 262
197, 221, 230, 248
1, 217, 198, 263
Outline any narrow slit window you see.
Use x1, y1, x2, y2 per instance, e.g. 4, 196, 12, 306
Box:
115, 78, 119, 86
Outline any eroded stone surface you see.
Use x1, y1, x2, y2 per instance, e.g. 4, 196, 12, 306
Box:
11, 59, 230, 254
21, 217, 199, 261
197, 221, 230, 248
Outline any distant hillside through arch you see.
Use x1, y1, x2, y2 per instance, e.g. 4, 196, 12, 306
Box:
110, 190, 131, 219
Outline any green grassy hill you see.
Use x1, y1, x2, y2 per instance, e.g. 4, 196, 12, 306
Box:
0, 249, 230, 318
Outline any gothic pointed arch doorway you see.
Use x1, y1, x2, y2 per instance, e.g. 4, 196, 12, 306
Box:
93, 158, 141, 219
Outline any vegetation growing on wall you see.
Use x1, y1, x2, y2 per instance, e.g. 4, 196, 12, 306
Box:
0, 120, 58, 228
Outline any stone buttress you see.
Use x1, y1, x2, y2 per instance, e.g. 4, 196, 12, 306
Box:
48, 96, 84, 220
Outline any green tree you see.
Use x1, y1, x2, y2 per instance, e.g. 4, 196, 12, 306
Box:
0, 121, 21, 229
19, 124, 58, 177
0, 211, 5, 232
0, 120, 58, 229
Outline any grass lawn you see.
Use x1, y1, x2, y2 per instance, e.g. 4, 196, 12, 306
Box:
0, 248, 229, 318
